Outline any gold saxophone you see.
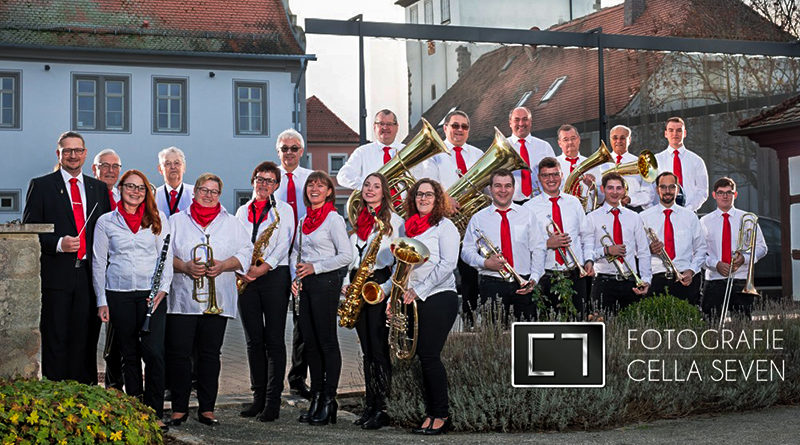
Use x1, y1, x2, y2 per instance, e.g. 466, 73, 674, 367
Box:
338, 208, 386, 329
237, 196, 280, 294
192, 234, 222, 315
387, 237, 429, 360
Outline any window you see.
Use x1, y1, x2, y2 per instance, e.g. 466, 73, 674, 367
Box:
437, 106, 457, 126
235, 190, 252, 207
409, 5, 418, 23
441, 0, 451, 23
539, 76, 567, 103
0, 190, 20, 212
424, 0, 433, 24
431, 84, 436, 101
0, 72, 20, 129
329, 153, 347, 176
234, 81, 268, 136
335, 196, 349, 221
153, 77, 187, 133
501, 56, 517, 72
516, 91, 533, 108
72, 74, 130, 132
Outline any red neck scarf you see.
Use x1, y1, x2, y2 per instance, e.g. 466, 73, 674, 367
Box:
302, 201, 336, 235
356, 205, 381, 241
248, 198, 269, 223
404, 213, 433, 238
190, 200, 221, 227
120, 203, 144, 233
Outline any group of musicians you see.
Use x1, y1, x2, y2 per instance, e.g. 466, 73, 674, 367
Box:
22, 106, 767, 435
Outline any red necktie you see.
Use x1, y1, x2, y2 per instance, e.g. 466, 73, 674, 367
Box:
550, 197, 565, 265
566, 157, 579, 173
69, 178, 86, 260
496, 209, 514, 267
616, 154, 623, 164
611, 208, 623, 260
453, 146, 468, 176
383, 146, 391, 164
519, 139, 532, 197
108, 189, 117, 211
169, 189, 178, 211
721, 213, 731, 264
663, 209, 675, 259
673, 149, 683, 186
286, 172, 297, 227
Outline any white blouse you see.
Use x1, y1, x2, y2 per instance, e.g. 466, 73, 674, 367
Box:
290, 210, 354, 279
406, 217, 460, 301
235, 198, 296, 268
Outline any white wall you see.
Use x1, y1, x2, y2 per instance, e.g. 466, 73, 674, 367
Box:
0, 60, 297, 222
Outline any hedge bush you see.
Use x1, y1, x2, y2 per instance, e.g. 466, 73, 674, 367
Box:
0, 379, 162, 444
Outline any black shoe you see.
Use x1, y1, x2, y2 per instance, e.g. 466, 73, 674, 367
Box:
159, 424, 169, 434
361, 410, 390, 430
309, 395, 337, 426
197, 412, 219, 426
353, 406, 375, 426
289, 381, 312, 400
240, 393, 266, 418
257, 403, 280, 422
422, 417, 451, 435
411, 417, 433, 434
167, 413, 189, 426
298, 392, 322, 423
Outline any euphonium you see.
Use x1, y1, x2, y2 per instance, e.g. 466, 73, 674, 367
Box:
719, 212, 759, 329
447, 127, 530, 236
601, 150, 659, 184
346, 118, 449, 226
387, 237, 429, 360
338, 208, 386, 329
237, 195, 280, 294
644, 226, 684, 282
473, 227, 528, 286
599, 225, 645, 287
563, 141, 613, 212
192, 234, 222, 315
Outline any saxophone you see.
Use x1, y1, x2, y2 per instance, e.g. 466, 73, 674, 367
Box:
338, 208, 385, 329
237, 195, 280, 294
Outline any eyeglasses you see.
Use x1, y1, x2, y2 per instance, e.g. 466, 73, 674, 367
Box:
415, 191, 435, 200
121, 183, 147, 193
539, 173, 561, 179
60, 148, 86, 156
658, 184, 678, 191
97, 162, 122, 171
560, 136, 580, 143
280, 145, 301, 153
254, 177, 277, 185
196, 187, 221, 196
715, 190, 735, 197
374, 122, 397, 127
162, 161, 183, 169
448, 123, 469, 131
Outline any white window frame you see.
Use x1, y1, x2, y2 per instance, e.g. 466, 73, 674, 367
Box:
153, 77, 188, 134
328, 153, 348, 176
71, 73, 130, 132
409, 5, 419, 24
540, 76, 567, 104
234, 80, 269, 136
424, 0, 433, 24
516, 91, 533, 108
0, 71, 21, 129
441, 0, 451, 24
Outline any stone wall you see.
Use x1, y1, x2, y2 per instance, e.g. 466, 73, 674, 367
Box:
0, 223, 52, 379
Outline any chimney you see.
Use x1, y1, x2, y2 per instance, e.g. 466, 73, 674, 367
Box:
624, 0, 646, 26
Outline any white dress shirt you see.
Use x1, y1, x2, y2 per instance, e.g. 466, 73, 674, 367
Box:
421, 141, 484, 190
92, 209, 173, 307
699, 207, 767, 281
336, 141, 404, 190
56, 168, 88, 254
597, 151, 653, 209
290, 211, 354, 279
556, 153, 588, 188
586, 202, 652, 284
461, 203, 544, 282
235, 198, 296, 268
342, 213, 405, 293
276, 166, 313, 223
168, 206, 252, 319
155, 183, 194, 217
641, 203, 707, 275
507, 134, 555, 201
406, 218, 460, 301
524, 192, 595, 271
654, 145, 709, 212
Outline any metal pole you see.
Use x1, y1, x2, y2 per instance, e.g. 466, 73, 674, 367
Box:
590, 28, 607, 143
350, 14, 367, 144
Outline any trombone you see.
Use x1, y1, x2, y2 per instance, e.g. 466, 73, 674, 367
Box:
644, 226, 685, 282
599, 225, 645, 288
545, 215, 587, 277
719, 212, 760, 329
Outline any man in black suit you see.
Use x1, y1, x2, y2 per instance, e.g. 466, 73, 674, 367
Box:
23, 131, 111, 384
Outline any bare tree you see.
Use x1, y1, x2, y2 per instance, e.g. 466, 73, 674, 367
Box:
745, 0, 800, 37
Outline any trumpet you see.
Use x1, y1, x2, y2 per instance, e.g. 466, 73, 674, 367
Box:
719, 212, 759, 329
191, 234, 222, 315
545, 216, 587, 277
599, 225, 645, 287
473, 227, 528, 286
644, 226, 684, 282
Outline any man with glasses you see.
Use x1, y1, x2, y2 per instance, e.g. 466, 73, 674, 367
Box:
155, 146, 193, 217
23, 131, 112, 384
596, 125, 653, 212
555, 125, 600, 211
654, 117, 709, 212
641, 172, 706, 304
506, 107, 555, 204
336, 109, 403, 190
273, 128, 312, 400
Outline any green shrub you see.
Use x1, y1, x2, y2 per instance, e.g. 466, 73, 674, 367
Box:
0, 379, 162, 444
617, 291, 704, 329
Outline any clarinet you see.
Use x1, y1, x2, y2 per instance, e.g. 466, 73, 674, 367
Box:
141, 234, 171, 334
293, 230, 304, 318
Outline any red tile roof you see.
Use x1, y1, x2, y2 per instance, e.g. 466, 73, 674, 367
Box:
0, 0, 304, 55
306, 96, 360, 143
738, 94, 800, 130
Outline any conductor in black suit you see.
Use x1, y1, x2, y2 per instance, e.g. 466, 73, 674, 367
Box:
23, 131, 111, 384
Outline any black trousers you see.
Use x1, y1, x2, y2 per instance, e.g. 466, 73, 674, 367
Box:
40, 263, 100, 384
650, 272, 702, 306
103, 322, 124, 390
590, 275, 640, 313
298, 270, 344, 397
457, 257, 479, 323
702, 279, 754, 319
416, 290, 458, 418
355, 296, 391, 410
107, 290, 166, 417
238, 266, 290, 404
166, 314, 228, 413
287, 302, 307, 388
539, 269, 589, 318
478, 275, 532, 324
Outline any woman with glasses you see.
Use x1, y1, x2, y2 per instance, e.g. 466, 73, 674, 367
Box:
402, 179, 460, 436
341, 173, 403, 430
93, 170, 172, 430
166, 173, 251, 427
291, 171, 353, 426
235, 162, 295, 421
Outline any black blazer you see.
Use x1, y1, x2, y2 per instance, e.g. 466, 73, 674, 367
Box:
23, 171, 111, 291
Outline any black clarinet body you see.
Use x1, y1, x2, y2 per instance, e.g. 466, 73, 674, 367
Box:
141, 233, 171, 334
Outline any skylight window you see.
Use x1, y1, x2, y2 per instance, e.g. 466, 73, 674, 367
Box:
437, 106, 458, 127
515, 91, 533, 108
539, 76, 566, 103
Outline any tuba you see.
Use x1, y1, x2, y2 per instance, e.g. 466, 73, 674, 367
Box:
346, 118, 449, 226
237, 195, 280, 294
338, 208, 386, 329
386, 237, 429, 360
601, 150, 659, 184
192, 234, 222, 315
719, 212, 759, 329
447, 127, 530, 236
563, 141, 613, 212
